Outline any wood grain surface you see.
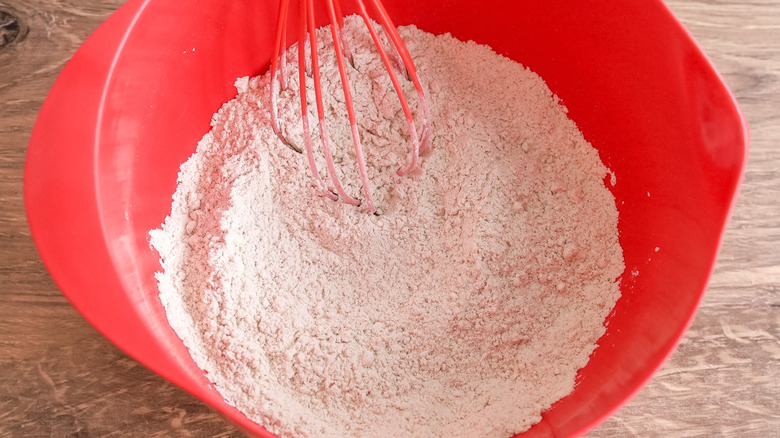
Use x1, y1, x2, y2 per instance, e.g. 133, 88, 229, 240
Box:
1, 1, 778, 437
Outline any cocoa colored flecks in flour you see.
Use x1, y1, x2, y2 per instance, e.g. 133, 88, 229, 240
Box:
150, 16, 624, 438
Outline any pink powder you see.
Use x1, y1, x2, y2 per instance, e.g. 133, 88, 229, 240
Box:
151, 17, 624, 438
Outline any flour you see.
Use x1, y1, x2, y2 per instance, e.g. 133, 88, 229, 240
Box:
150, 16, 624, 438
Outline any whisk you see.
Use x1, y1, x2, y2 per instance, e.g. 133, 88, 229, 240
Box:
269, 0, 432, 214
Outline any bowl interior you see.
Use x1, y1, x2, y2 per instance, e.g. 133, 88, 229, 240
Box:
25, 0, 747, 436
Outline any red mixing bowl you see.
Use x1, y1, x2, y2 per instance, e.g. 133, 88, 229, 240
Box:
24, 0, 748, 436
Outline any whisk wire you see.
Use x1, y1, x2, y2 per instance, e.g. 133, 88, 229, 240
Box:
306, 0, 362, 205
355, 0, 420, 176
269, 0, 291, 148
364, 0, 433, 154
297, 0, 340, 201
325, 0, 377, 213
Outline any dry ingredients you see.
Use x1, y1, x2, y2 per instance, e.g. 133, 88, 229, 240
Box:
150, 16, 624, 438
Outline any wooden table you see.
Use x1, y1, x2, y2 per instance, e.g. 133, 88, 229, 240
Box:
1, 1, 777, 436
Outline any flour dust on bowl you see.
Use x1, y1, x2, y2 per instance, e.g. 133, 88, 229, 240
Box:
24, 1, 748, 438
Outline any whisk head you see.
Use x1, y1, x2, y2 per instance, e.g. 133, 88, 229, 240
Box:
268, 0, 432, 214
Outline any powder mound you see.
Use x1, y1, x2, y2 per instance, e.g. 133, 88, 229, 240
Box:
150, 16, 624, 438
